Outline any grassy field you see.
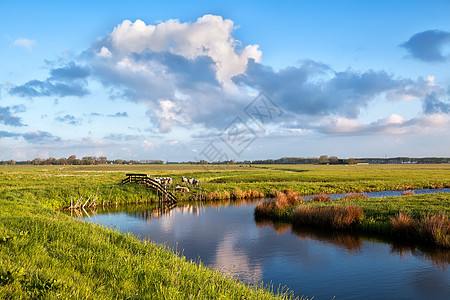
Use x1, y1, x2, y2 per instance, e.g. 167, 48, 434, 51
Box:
1, 164, 449, 208
1, 164, 449, 298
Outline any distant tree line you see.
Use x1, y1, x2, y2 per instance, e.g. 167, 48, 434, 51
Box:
0, 156, 162, 166
1, 155, 449, 166
171, 155, 449, 165
249, 156, 449, 165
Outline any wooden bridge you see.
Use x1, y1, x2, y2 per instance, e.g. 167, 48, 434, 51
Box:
121, 173, 177, 204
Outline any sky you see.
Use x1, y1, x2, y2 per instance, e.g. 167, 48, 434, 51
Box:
1, 0, 450, 162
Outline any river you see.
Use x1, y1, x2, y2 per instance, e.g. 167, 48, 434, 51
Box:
74, 198, 450, 299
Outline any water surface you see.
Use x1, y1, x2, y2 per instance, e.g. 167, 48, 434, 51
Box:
75, 199, 450, 300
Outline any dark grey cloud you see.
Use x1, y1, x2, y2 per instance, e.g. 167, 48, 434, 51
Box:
9, 62, 90, 98
401, 30, 450, 62
50, 62, 90, 80
55, 114, 81, 125
108, 112, 128, 118
423, 93, 450, 114
89, 49, 220, 105
22, 130, 61, 143
233, 59, 429, 118
133, 51, 220, 90
0, 106, 26, 126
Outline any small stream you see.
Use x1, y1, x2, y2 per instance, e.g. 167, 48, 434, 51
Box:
74, 191, 450, 300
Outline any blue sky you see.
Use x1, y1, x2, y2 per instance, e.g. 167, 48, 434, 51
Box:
1, 0, 450, 161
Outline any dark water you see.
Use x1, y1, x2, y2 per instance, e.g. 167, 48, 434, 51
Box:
75, 199, 450, 300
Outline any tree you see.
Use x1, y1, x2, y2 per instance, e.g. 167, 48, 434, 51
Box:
67, 155, 77, 165
318, 155, 329, 164
44, 157, 56, 165
329, 156, 339, 164
347, 158, 358, 165
32, 158, 42, 165
82, 156, 95, 165
55, 158, 67, 165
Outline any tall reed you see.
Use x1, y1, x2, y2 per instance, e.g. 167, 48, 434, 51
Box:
291, 205, 363, 229
416, 213, 450, 248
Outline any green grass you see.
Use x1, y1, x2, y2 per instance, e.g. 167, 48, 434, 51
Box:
337, 193, 450, 222
1, 164, 449, 208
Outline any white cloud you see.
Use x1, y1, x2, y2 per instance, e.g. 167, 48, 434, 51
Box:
318, 113, 449, 136
13, 38, 36, 50
97, 46, 112, 58
321, 117, 363, 133
109, 15, 262, 84
141, 140, 154, 150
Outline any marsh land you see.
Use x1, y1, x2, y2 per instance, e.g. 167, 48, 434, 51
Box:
1, 164, 449, 298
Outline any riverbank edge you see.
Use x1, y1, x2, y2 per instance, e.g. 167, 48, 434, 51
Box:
253, 192, 450, 249
0, 196, 298, 299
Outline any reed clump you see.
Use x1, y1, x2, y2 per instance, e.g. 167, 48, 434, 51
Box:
390, 212, 416, 240
416, 213, 450, 248
310, 193, 332, 202
389, 212, 450, 247
291, 205, 364, 229
402, 190, 415, 196
254, 190, 303, 219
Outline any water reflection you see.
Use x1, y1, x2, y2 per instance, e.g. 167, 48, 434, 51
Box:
256, 215, 449, 270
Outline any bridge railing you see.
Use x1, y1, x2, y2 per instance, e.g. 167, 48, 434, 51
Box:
122, 174, 177, 203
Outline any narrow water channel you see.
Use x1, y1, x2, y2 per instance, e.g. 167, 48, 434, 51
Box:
75, 199, 450, 300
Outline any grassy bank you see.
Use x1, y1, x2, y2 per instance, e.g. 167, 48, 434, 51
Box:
0, 197, 294, 299
255, 191, 450, 248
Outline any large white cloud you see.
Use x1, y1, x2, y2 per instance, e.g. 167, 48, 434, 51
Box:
87, 15, 262, 132
108, 15, 262, 84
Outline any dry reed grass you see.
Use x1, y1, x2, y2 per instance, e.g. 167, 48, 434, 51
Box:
402, 190, 415, 196
254, 190, 303, 217
390, 212, 416, 239
291, 205, 363, 229
390, 212, 450, 247
417, 213, 450, 247
310, 193, 332, 202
